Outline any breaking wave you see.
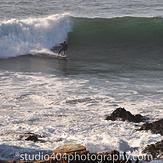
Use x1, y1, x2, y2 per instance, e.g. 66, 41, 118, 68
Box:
0, 14, 71, 58
1, 15, 163, 58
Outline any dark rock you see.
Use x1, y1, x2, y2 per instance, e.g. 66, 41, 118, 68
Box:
142, 140, 163, 159
138, 119, 163, 135
25, 135, 38, 142
24, 133, 46, 143
105, 108, 146, 123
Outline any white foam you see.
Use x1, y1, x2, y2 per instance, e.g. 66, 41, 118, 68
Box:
0, 14, 71, 58
0, 71, 162, 161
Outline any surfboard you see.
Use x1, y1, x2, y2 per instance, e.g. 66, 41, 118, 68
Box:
57, 54, 67, 60
50, 49, 67, 59
31, 49, 67, 60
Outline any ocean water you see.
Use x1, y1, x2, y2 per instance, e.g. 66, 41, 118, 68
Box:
0, 0, 163, 161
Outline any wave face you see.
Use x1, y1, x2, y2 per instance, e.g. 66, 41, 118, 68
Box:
0, 14, 71, 58
1, 16, 163, 58
70, 17, 163, 46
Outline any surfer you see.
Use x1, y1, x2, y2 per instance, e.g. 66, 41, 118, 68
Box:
58, 41, 68, 56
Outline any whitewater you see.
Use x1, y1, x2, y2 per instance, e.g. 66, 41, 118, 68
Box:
0, 71, 162, 160
0, 0, 163, 161
0, 14, 71, 58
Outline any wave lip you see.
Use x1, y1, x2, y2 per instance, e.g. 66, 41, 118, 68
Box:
0, 13, 71, 58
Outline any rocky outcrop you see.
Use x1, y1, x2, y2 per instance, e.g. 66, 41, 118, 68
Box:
142, 140, 163, 159
24, 133, 45, 143
105, 108, 146, 123
139, 119, 163, 135
51, 143, 88, 162
138, 119, 163, 135
52, 143, 88, 155
33, 144, 88, 163
25, 135, 38, 142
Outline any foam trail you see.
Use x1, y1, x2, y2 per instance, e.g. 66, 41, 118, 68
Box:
31, 48, 59, 58
0, 14, 71, 58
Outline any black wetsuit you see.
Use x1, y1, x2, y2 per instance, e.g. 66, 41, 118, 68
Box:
58, 42, 68, 55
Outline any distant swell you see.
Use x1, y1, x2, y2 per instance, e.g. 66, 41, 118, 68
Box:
69, 17, 163, 46
0, 14, 71, 58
